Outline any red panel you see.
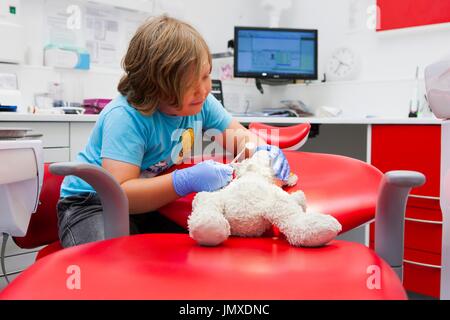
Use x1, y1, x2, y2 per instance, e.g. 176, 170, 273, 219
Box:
35, 241, 63, 260
406, 197, 442, 222
404, 247, 442, 266
369, 205, 442, 254
377, 0, 450, 31
404, 219, 442, 255
0, 234, 407, 300
371, 125, 441, 197
248, 122, 311, 149
403, 248, 441, 298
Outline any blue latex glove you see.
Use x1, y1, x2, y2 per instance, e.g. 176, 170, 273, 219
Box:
172, 160, 233, 196
255, 145, 290, 181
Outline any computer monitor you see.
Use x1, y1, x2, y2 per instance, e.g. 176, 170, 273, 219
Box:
234, 27, 318, 80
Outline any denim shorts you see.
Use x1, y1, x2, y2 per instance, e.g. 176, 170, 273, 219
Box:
57, 193, 187, 248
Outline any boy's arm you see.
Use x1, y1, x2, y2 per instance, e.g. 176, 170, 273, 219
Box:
221, 118, 266, 158
102, 158, 179, 214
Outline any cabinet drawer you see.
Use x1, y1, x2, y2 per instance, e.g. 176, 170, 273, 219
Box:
369, 215, 442, 255
43, 147, 70, 163
404, 218, 442, 255
2, 252, 38, 275
371, 125, 441, 197
0, 122, 69, 148
406, 196, 442, 222
70, 122, 95, 161
403, 248, 441, 298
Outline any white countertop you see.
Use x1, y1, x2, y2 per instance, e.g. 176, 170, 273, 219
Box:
0, 113, 100, 122
234, 116, 442, 125
0, 113, 442, 125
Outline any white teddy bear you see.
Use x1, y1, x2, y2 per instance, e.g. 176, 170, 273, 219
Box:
188, 150, 342, 247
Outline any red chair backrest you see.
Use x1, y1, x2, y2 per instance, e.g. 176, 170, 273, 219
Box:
12, 163, 64, 249
249, 122, 311, 149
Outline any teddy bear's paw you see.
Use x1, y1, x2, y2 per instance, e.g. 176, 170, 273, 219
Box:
189, 217, 231, 247
285, 213, 342, 247
285, 173, 298, 187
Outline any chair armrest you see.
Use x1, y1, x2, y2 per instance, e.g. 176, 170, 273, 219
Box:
49, 162, 129, 240
375, 170, 425, 280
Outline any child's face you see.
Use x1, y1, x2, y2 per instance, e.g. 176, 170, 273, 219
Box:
160, 61, 212, 116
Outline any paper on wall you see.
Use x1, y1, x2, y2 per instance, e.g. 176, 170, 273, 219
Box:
84, 3, 120, 67
44, 0, 84, 47
44, 0, 150, 69
0, 73, 18, 90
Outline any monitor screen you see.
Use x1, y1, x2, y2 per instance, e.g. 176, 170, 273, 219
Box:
234, 27, 318, 80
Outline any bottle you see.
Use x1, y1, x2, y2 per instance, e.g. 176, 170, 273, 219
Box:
408, 66, 420, 118
48, 82, 64, 108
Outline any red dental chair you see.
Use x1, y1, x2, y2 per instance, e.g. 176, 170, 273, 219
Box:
0, 123, 424, 300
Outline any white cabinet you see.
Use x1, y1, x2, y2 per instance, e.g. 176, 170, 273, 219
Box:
0, 121, 70, 162
70, 122, 95, 160
0, 120, 96, 162
0, 122, 69, 148
44, 147, 70, 162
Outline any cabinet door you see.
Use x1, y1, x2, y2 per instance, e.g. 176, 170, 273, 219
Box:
70, 122, 96, 161
44, 148, 70, 163
371, 125, 441, 197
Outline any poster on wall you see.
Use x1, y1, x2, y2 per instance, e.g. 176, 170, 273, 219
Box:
44, 0, 150, 69
44, 0, 85, 48
377, 0, 450, 31
84, 3, 120, 67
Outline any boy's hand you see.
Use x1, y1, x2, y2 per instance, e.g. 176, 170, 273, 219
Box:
172, 160, 233, 196
255, 145, 290, 181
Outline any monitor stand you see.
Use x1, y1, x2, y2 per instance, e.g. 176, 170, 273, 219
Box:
255, 78, 296, 94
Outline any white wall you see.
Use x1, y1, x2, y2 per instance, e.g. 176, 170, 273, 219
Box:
5, 0, 447, 118
155, 0, 268, 54
283, 0, 450, 81
0, 0, 268, 112
265, 0, 450, 117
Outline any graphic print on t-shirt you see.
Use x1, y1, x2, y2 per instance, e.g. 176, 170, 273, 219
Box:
140, 128, 195, 178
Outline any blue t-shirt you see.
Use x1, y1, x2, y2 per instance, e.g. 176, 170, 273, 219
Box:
60, 94, 232, 197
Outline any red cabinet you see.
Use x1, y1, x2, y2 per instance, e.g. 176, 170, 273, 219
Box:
370, 124, 442, 298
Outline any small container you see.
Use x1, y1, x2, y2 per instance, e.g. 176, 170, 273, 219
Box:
83, 98, 111, 114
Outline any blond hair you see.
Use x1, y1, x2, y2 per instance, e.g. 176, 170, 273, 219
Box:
118, 15, 212, 115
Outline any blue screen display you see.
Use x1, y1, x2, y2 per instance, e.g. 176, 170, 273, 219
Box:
235, 28, 317, 78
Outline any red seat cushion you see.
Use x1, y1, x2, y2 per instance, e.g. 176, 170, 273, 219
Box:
160, 151, 383, 233
249, 122, 311, 149
0, 234, 406, 300
35, 241, 63, 260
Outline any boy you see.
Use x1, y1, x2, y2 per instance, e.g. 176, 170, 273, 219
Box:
57, 15, 290, 248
